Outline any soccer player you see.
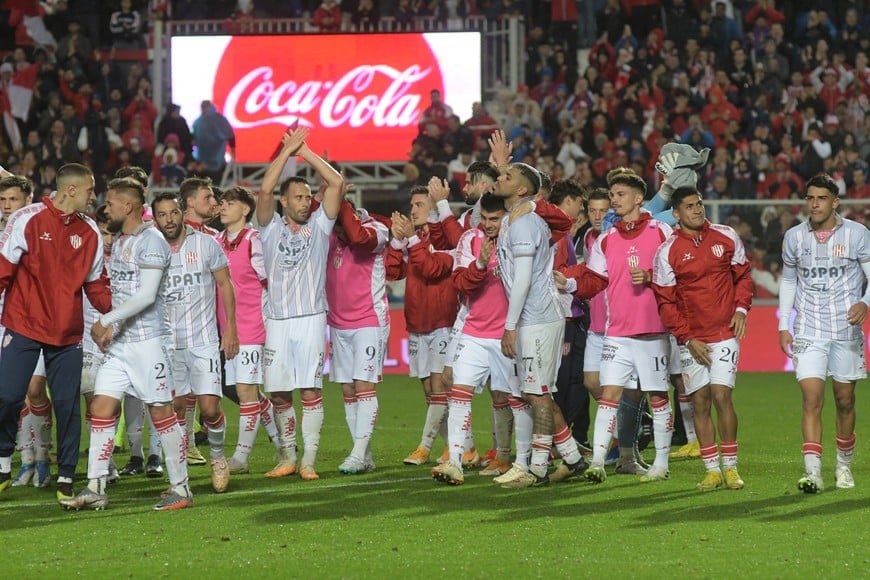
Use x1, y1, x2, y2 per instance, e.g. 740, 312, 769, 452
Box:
216, 186, 282, 474
652, 187, 752, 491
62, 178, 190, 511
0, 164, 111, 501
492, 161, 587, 488
557, 168, 674, 484
326, 192, 389, 474
256, 127, 343, 481
432, 193, 513, 484
152, 192, 238, 493
427, 160, 500, 249
778, 174, 870, 493
387, 186, 459, 466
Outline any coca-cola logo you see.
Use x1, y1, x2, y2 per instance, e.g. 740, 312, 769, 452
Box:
211, 35, 446, 162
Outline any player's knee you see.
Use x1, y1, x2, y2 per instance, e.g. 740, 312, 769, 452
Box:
833, 392, 855, 414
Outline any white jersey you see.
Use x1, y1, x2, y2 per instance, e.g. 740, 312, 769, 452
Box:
496, 210, 562, 326
782, 215, 870, 340
109, 223, 171, 343
82, 293, 100, 353
258, 207, 334, 319
165, 226, 228, 349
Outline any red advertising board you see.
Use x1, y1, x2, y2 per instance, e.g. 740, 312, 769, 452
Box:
170, 33, 482, 162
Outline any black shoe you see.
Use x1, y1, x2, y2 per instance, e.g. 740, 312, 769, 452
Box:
637, 412, 654, 451
119, 456, 145, 476
565, 458, 589, 478
56, 480, 74, 502
146, 454, 164, 478
194, 431, 208, 446
670, 431, 688, 447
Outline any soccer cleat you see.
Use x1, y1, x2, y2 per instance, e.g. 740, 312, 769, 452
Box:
669, 440, 701, 460
265, 461, 297, 478
577, 441, 593, 458
462, 447, 481, 468
338, 455, 367, 475
500, 470, 549, 489
615, 459, 649, 475
34, 460, 51, 488
432, 460, 464, 485
210, 457, 230, 493
797, 473, 824, 494
107, 459, 120, 485
492, 463, 529, 485
11, 463, 35, 487
549, 458, 589, 483
61, 487, 108, 511
227, 456, 250, 475
479, 458, 512, 477
299, 465, 319, 480
724, 467, 745, 490
363, 453, 376, 473
480, 448, 497, 468
639, 467, 670, 482
696, 470, 724, 491
835, 465, 855, 490
403, 446, 430, 466
56, 481, 74, 502
186, 446, 207, 466
604, 443, 619, 466
154, 489, 193, 511
0, 471, 11, 493
119, 456, 145, 476
584, 464, 607, 484
146, 454, 164, 478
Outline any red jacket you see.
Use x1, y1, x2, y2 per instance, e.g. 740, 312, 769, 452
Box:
385, 228, 458, 334
651, 220, 753, 344
0, 199, 111, 346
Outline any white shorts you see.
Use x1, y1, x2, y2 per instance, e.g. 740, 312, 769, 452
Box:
264, 314, 327, 391
81, 349, 105, 394
225, 344, 264, 386
408, 327, 451, 379
512, 320, 564, 397
443, 322, 463, 369
329, 326, 388, 384
792, 334, 867, 383
599, 335, 670, 392
584, 331, 604, 373
668, 334, 681, 376
95, 336, 176, 405
680, 338, 739, 394
451, 334, 513, 394
172, 343, 222, 397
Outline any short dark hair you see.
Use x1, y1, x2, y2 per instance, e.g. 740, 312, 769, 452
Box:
479, 193, 505, 213
805, 173, 839, 197
466, 161, 499, 184
107, 177, 145, 205
587, 187, 610, 203
511, 162, 542, 196
538, 172, 552, 198
0, 175, 33, 196
179, 176, 212, 205
548, 179, 586, 207
151, 191, 183, 216
57, 163, 93, 188
94, 203, 109, 225
114, 166, 149, 187
672, 187, 702, 208
409, 185, 429, 197
278, 176, 308, 197
606, 167, 646, 195
221, 186, 256, 220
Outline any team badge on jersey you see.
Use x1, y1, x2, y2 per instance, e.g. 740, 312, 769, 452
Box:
186, 251, 198, 264
833, 244, 846, 258
627, 255, 640, 268
69, 234, 82, 249
711, 244, 724, 258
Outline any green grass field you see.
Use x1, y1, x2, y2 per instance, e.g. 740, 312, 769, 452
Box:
1, 372, 867, 578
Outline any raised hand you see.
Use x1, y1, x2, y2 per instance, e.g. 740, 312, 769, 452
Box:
428, 176, 450, 203
488, 129, 513, 168
282, 127, 310, 155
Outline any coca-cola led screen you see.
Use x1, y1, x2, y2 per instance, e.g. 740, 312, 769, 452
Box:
170, 33, 482, 163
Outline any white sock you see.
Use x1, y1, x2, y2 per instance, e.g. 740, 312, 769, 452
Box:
154, 414, 188, 489
509, 397, 532, 470
836, 433, 855, 467
802, 442, 822, 476
530, 434, 552, 478
258, 397, 280, 450
420, 393, 448, 451
30, 402, 52, 462
301, 396, 323, 467
678, 393, 697, 443
234, 402, 260, 463
591, 399, 619, 465
204, 411, 226, 459
553, 425, 581, 465
343, 391, 358, 445
651, 397, 673, 471
86, 416, 116, 489
447, 389, 472, 468
273, 401, 298, 463
351, 388, 378, 460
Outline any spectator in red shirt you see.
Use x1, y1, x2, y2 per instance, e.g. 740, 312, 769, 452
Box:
311, 0, 342, 32
418, 89, 453, 135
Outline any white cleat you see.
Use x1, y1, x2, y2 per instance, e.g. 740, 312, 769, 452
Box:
338, 455, 367, 475
492, 463, 528, 485
835, 465, 855, 489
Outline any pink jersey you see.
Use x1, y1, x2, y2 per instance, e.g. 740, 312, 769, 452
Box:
452, 228, 507, 340
217, 227, 266, 344
587, 219, 671, 337
584, 228, 607, 334
326, 217, 390, 330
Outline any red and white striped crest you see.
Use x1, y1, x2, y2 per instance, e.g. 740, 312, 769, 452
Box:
833, 244, 846, 257
186, 251, 198, 264
69, 234, 82, 249
627, 255, 640, 269
711, 244, 724, 258
300, 226, 311, 239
